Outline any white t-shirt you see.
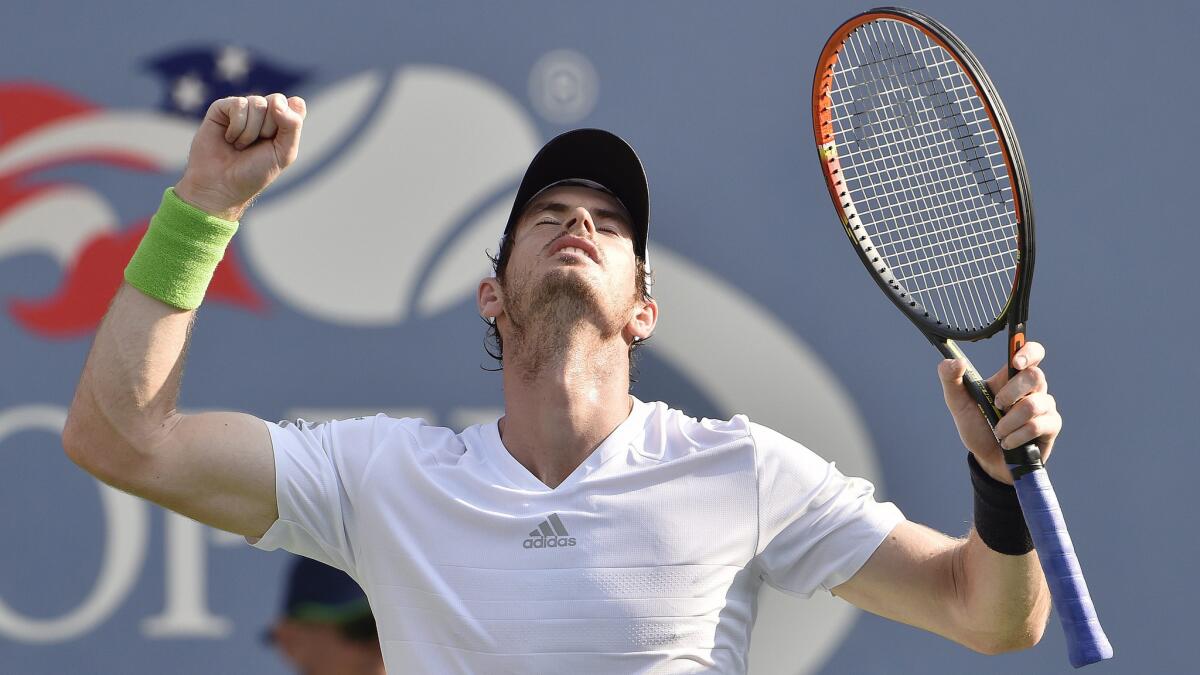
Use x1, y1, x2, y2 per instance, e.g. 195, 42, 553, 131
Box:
251, 397, 904, 673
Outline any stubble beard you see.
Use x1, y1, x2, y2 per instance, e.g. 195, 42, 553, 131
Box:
501, 267, 632, 380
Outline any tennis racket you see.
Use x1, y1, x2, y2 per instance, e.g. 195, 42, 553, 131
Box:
811, 7, 1111, 667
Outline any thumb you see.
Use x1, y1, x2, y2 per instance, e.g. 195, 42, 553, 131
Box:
937, 358, 970, 408
286, 95, 306, 117
270, 95, 306, 166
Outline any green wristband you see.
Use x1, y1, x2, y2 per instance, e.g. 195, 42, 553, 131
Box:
124, 188, 239, 310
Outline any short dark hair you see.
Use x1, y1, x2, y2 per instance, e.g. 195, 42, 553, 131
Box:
483, 231, 653, 382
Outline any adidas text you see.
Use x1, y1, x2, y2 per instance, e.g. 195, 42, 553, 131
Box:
522, 535, 577, 549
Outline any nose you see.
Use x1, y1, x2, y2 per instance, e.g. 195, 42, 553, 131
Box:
563, 206, 596, 237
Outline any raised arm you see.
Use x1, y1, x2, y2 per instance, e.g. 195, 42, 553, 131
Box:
62, 94, 306, 538
832, 342, 1057, 654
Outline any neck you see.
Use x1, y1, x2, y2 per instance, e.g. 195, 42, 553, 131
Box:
499, 322, 633, 488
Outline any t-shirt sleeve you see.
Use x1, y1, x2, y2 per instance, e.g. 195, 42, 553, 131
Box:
752, 422, 905, 597
247, 415, 385, 576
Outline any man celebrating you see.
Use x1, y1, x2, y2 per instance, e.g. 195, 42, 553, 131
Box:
64, 93, 1058, 672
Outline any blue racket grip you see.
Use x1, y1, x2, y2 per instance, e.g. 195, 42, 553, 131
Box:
1010, 464, 1113, 667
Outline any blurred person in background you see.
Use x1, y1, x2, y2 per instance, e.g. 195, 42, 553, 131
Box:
266, 556, 385, 675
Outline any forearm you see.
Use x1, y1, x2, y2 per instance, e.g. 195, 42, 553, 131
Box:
834, 518, 1050, 655
65, 249, 279, 538
953, 529, 1051, 653
65, 282, 194, 471
64, 181, 242, 465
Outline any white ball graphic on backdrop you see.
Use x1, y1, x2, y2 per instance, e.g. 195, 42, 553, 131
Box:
242, 66, 541, 325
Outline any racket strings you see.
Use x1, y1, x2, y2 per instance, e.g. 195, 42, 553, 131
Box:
844, 21, 1011, 331
841, 21, 1014, 330
826, 18, 1019, 332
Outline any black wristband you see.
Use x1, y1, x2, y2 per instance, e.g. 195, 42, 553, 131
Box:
969, 453, 1034, 555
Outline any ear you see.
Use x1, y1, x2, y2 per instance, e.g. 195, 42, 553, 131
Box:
478, 276, 503, 322
626, 296, 658, 342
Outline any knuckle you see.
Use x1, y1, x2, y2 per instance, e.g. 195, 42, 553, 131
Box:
1029, 395, 1050, 416
1029, 366, 1046, 385
1030, 417, 1053, 437
1015, 397, 1038, 417
1002, 430, 1023, 449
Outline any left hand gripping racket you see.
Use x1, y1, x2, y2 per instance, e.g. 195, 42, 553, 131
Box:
811, 7, 1111, 667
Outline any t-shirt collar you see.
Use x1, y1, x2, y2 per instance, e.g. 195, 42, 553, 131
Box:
480, 395, 653, 491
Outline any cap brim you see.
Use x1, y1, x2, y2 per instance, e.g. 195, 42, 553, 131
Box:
505, 129, 649, 259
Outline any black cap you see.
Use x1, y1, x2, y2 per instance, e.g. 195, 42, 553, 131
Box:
504, 128, 649, 260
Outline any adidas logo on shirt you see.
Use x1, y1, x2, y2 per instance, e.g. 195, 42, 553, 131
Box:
522, 513, 577, 549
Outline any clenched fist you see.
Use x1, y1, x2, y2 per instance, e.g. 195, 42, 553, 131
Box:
174, 93, 306, 221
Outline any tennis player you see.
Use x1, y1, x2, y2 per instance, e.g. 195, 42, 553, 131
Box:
64, 94, 1059, 672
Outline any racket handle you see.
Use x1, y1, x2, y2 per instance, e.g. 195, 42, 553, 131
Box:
1009, 460, 1113, 667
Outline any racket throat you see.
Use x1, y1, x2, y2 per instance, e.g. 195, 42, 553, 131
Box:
1008, 320, 1026, 378
1009, 322, 1026, 358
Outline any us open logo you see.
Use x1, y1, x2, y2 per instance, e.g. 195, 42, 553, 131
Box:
1, 54, 885, 675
